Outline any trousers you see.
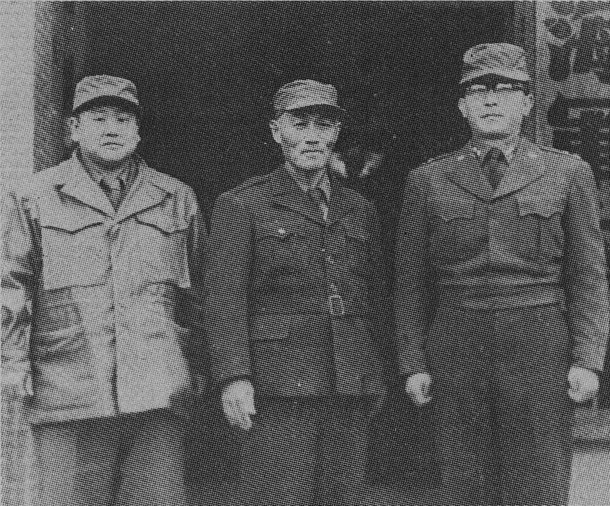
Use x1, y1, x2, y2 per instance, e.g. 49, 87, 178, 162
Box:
427, 303, 573, 506
238, 396, 371, 506
32, 409, 188, 506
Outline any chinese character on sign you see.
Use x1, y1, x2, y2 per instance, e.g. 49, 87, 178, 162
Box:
544, 2, 610, 83
548, 93, 610, 177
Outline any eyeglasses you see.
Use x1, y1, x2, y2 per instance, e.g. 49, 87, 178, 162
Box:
463, 82, 527, 99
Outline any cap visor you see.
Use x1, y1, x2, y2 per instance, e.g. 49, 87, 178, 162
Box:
460, 68, 530, 84
73, 96, 140, 116
282, 103, 345, 119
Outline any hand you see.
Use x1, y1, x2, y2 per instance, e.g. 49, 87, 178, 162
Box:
568, 366, 599, 403
221, 379, 256, 431
2, 372, 33, 399
405, 372, 432, 407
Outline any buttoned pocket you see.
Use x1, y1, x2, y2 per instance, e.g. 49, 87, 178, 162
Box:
343, 221, 372, 277
32, 324, 87, 360
39, 201, 107, 290
135, 207, 191, 288
429, 197, 480, 264
516, 195, 564, 263
254, 221, 309, 270
255, 222, 304, 242
35, 289, 83, 333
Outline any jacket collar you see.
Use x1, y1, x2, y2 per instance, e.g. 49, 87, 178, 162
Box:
269, 166, 353, 226
446, 138, 548, 202
55, 152, 174, 220
446, 145, 493, 203
57, 152, 116, 216
494, 138, 547, 199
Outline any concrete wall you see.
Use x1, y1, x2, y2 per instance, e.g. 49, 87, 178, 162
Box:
1, 2, 36, 502
0, 2, 35, 180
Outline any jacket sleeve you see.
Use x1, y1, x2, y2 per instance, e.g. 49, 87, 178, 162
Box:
204, 192, 253, 386
393, 169, 435, 377
367, 201, 397, 382
1, 188, 39, 389
564, 161, 609, 372
180, 187, 208, 375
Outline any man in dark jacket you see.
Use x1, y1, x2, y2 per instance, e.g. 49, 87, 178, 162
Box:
394, 43, 609, 505
204, 80, 391, 506
2, 75, 206, 506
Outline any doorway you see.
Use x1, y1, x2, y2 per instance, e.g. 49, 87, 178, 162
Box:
69, 0, 515, 486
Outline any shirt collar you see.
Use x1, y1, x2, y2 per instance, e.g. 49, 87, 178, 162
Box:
286, 164, 331, 203
469, 138, 520, 164
78, 149, 137, 187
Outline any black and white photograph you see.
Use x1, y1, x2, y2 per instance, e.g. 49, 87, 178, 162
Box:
2, 2, 610, 505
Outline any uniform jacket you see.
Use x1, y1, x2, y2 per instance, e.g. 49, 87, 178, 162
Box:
2, 153, 207, 424
204, 166, 390, 397
394, 138, 609, 377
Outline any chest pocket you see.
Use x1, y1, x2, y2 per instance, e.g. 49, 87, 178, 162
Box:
516, 195, 565, 263
428, 197, 480, 265
39, 199, 107, 290
135, 206, 191, 288
343, 221, 372, 277
254, 221, 310, 271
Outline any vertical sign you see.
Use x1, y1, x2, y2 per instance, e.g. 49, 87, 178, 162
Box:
536, 1, 610, 182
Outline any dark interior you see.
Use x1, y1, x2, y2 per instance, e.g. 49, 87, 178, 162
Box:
71, 0, 515, 484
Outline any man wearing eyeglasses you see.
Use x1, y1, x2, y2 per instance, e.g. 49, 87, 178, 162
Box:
394, 43, 608, 505
204, 80, 391, 505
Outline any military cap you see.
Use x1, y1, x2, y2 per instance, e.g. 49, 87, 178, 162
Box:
273, 79, 345, 116
460, 43, 530, 84
72, 75, 140, 114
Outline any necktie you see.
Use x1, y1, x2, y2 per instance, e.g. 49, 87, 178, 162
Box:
100, 177, 125, 211
483, 147, 507, 191
308, 187, 328, 220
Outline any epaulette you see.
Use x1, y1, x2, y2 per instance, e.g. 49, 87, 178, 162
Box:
423, 151, 455, 165
539, 145, 582, 159
229, 172, 272, 195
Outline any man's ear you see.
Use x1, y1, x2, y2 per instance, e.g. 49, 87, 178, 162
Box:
522, 93, 534, 117
69, 116, 80, 144
458, 98, 468, 119
269, 118, 282, 145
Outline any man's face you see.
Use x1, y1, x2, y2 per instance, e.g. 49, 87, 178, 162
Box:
458, 78, 533, 141
270, 109, 341, 174
70, 105, 140, 167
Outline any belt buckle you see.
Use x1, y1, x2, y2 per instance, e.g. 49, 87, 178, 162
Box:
328, 294, 345, 317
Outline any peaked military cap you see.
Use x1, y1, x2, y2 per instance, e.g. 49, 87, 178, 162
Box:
460, 43, 531, 84
72, 75, 140, 114
273, 79, 345, 116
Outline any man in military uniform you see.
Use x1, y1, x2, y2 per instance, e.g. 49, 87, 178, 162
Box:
204, 80, 390, 506
2, 75, 206, 506
394, 44, 609, 505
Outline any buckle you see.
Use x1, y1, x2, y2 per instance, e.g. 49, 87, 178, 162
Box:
328, 294, 345, 317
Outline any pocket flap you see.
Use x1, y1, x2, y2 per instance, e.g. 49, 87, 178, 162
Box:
249, 314, 291, 341
517, 196, 561, 218
433, 198, 475, 222
343, 221, 371, 243
255, 222, 302, 241
39, 199, 104, 233
136, 208, 189, 234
